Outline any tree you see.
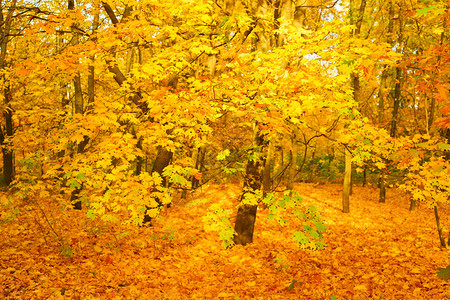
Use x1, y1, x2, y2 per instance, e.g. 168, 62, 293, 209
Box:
0, 0, 17, 186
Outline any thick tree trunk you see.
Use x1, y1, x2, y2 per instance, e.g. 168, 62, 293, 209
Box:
151, 148, 173, 187
0, 1, 17, 186
409, 198, 416, 211
191, 146, 206, 190
234, 127, 265, 245
142, 147, 173, 224
234, 204, 258, 246
342, 148, 351, 213
1, 96, 14, 186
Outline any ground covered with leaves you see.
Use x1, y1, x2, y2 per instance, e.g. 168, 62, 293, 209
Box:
1, 183, 449, 299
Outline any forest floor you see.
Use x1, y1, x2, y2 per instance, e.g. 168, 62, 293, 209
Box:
0, 183, 449, 299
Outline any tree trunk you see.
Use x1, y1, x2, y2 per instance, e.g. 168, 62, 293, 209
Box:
287, 127, 298, 190
192, 146, 206, 190
234, 204, 258, 246
136, 136, 143, 176
234, 126, 265, 245
142, 147, 173, 224
101, 3, 176, 223
434, 205, 446, 248
262, 141, 273, 199
68, 0, 84, 210
0, 1, 17, 186
342, 147, 351, 213
390, 67, 402, 138
379, 173, 386, 203
1, 99, 14, 186
362, 166, 367, 187
409, 198, 416, 211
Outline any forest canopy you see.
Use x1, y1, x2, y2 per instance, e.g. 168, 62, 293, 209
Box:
0, 0, 449, 298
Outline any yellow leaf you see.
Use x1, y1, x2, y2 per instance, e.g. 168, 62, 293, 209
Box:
354, 284, 367, 291
217, 292, 235, 297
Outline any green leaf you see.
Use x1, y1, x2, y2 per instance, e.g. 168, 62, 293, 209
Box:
314, 241, 326, 250
217, 149, 230, 160
315, 222, 327, 232
293, 231, 309, 244
438, 143, 450, 151
437, 265, 450, 281
67, 179, 81, 189
308, 205, 318, 212
288, 279, 297, 291
87, 210, 96, 219
75, 172, 86, 180
416, 5, 437, 17
303, 225, 313, 233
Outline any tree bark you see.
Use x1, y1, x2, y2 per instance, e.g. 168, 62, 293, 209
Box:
342, 147, 351, 213
68, 0, 84, 210
1, 88, 14, 186
191, 146, 206, 190
142, 147, 173, 224
434, 205, 446, 248
287, 127, 298, 190
390, 67, 402, 138
379, 173, 386, 203
234, 126, 265, 245
101, 3, 175, 224
409, 197, 416, 211
0, 1, 17, 186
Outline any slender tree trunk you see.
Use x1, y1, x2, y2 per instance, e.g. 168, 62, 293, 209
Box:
87, 2, 99, 108
379, 173, 386, 203
136, 136, 143, 176
377, 67, 388, 125
342, 148, 351, 213
287, 127, 298, 190
262, 141, 273, 198
362, 166, 367, 187
434, 205, 446, 248
68, 0, 84, 210
390, 67, 402, 138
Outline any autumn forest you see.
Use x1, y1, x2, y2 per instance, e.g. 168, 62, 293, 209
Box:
0, 0, 449, 298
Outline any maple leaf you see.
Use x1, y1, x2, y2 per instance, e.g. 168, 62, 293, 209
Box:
437, 265, 450, 281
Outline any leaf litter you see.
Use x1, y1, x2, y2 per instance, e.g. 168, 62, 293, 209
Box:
0, 183, 449, 299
